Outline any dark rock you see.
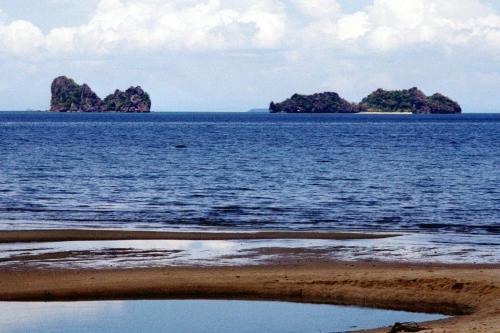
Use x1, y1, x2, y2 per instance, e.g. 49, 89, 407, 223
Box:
360, 87, 461, 114
103, 86, 151, 112
50, 76, 103, 112
269, 92, 360, 113
388, 322, 426, 333
175, 144, 187, 149
426, 93, 462, 114
50, 76, 151, 113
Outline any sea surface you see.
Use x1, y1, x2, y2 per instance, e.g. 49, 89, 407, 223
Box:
0, 112, 499, 236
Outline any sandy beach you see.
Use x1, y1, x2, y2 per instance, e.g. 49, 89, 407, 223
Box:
0, 230, 498, 332
0, 229, 398, 243
0, 263, 498, 332
357, 112, 413, 115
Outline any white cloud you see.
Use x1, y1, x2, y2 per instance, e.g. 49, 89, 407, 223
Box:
352, 0, 500, 52
240, 1, 287, 47
0, 0, 287, 57
0, 0, 500, 57
336, 12, 370, 41
295, 0, 500, 53
0, 20, 44, 56
44, 0, 287, 54
293, 0, 341, 18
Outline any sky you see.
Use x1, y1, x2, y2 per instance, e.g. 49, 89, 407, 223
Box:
1, 0, 500, 112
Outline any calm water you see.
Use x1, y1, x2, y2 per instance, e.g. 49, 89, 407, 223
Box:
0, 112, 499, 235
0, 300, 447, 333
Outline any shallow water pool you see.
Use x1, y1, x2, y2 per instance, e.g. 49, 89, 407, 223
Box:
0, 300, 447, 333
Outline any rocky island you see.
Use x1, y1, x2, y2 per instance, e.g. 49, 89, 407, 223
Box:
50, 76, 151, 112
360, 87, 462, 114
270, 87, 461, 114
269, 92, 359, 113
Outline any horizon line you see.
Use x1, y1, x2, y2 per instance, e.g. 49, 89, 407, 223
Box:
1, 110, 500, 114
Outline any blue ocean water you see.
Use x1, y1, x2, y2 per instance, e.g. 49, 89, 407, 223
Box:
0, 112, 498, 235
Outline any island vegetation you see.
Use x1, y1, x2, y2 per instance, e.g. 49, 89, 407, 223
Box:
269, 92, 359, 113
270, 87, 461, 114
50, 76, 151, 112
360, 87, 462, 114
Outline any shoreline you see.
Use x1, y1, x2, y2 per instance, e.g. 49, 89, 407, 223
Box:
1, 229, 498, 331
0, 262, 498, 332
357, 112, 413, 115
0, 229, 398, 243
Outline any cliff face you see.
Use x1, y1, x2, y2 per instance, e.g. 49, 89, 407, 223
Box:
50, 76, 103, 112
269, 92, 359, 113
103, 87, 151, 113
360, 88, 462, 114
49, 76, 151, 112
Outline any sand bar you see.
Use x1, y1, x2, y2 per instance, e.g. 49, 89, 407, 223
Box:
0, 229, 398, 243
0, 262, 498, 332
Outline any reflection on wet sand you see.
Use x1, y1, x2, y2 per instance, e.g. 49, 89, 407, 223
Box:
0, 233, 497, 269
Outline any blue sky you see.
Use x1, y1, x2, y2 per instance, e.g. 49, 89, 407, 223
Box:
1, 0, 500, 112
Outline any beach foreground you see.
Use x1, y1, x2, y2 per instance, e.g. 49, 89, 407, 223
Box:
0, 229, 397, 243
1, 260, 498, 332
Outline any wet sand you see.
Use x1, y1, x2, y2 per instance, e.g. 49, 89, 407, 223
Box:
0, 229, 398, 243
0, 230, 498, 332
0, 262, 498, 332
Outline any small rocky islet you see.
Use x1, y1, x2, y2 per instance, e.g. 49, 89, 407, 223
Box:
270, 87, 461, 114
50, 76, 151, 112
270, 92, 360, 114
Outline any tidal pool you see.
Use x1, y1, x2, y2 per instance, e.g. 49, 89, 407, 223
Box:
0, 300, 447, 333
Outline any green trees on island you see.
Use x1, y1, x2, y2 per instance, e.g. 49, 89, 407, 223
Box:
269, 92, 360, 113
270, 87, 462, 114
50, 76, 151, 113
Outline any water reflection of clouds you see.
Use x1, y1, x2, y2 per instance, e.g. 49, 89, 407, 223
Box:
0, 300, 447, 333
0, 301, 125, 332
0, 233, 498, 269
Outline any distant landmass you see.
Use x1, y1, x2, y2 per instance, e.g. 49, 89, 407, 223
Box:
360, 88, 462, 114
270, 88, 461, 114
50, 76, 151, 112
247, 108, 268, 113
270, 92, 359, 114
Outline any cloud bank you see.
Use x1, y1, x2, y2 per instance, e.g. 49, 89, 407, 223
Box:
1, 0, 500, 57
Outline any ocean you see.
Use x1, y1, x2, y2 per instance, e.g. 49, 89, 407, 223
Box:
0, 112, 499, 236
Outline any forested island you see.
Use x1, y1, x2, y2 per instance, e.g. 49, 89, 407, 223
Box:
50, 76, 151, 112
49, 77, 460, 115
270, 88, 461, 114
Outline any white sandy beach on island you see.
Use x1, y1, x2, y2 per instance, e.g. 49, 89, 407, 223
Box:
0, 229, 498, 333
357, 112, 413, 115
